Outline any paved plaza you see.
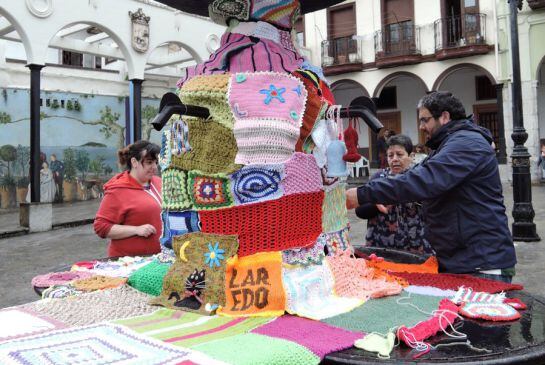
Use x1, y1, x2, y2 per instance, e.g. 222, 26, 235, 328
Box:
0, 182, 544, 308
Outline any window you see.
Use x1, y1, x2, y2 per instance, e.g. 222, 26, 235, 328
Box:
376, 86, 397, 109
62, 51, 83, 67
327, 3, 356, 40
475, 75, 496, 100
294, 16, 305, 48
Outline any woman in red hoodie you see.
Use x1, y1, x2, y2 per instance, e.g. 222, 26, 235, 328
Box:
94, 140, 162, 257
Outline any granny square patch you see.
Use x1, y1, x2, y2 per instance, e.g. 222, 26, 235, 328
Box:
161, 211, 201, 250
282, 238, 326, 266
459, 302, 521, 321
0, 323, 192, 365
162, 169, 192, 210
152, 233, 239, 315
0, 308, 66, 342
323, 227, 351, 256
188, 171, 234, 210
230, 164, 285, 205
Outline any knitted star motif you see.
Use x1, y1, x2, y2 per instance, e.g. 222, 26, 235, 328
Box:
260, 84, 286, 105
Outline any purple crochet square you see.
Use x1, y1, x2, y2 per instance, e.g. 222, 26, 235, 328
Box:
251, 315, 361, 359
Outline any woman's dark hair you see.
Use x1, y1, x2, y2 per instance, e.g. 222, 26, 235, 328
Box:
118, 140, 160, 170
417, 91, 466, 120
415, 143, 426, 153
386, 134, 413, 155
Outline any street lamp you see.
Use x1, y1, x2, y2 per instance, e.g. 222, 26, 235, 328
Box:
508, 0, 540, 241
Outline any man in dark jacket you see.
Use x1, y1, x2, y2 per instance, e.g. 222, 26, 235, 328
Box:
346, 91, 516, 282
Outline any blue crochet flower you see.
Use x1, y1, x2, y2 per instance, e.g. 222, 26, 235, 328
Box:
260, 84, 286, 105
204, 242, 225, 268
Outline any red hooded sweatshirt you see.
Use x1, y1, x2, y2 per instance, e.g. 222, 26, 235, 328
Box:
94, 171, 162, 257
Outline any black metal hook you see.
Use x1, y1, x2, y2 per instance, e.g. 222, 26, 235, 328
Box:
151, 92, 211, 131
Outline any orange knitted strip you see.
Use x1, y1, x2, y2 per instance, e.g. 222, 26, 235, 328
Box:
366, 256, 439, 274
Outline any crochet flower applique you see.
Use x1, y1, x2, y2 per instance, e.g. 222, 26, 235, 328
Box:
205, 242, 226, 268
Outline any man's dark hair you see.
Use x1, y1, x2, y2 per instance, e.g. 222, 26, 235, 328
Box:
417, 91, 466, 120
386, 134, 413, 155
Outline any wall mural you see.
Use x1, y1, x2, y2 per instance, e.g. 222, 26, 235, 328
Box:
0, 88, 161, 208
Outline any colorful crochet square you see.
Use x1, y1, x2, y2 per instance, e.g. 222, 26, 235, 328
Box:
390, 272, 524, 293
0, 324, 192, 365
200, 192, 324, 257
218, 252, 286, 317
0, 308, 66, 342
250, 0, 301, 29
230, 164, 285, 205
459, 302, 521, 321
322, 183, 349, 233
193, 333, 320, 365
188, 171, 234, 210
171, 118, 239, 174
162, 169, 192, 210
323, 226, 351, 255
229, 72, 307, 125
209, 0, 251, 26
161, 211, 200, 250
116, 308, 273, 348
366, 256, 439, 274
326, 250, 402, 300
251, 315, 361, 360
283, 152, 323, 195
282, 263, 363, 320
128, 260, 171, 297
153, 233, 239, 315
180, 74, 235, 130
282, 237, 326, 266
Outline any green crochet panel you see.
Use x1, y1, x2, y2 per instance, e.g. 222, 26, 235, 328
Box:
322, 183, 349, 233
128, 260, 171, 297
161, 168, 192, 210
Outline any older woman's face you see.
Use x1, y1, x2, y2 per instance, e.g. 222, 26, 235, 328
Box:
387, 145, 412, 174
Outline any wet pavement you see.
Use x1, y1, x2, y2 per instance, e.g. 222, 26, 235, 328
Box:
0, 182, 544, 309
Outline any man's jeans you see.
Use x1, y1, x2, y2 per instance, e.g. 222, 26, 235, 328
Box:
470, 272, 513, 284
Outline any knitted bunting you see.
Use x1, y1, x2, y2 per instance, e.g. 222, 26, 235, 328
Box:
322, 183, 349, 233
283, 263, 363, 320
230, 163, 285, 205
200, 192, 324, 257
282, 237, 326, 266
153, 233, 239, 315
283, 152, 323, 195
128, 260, 171, 297
459, 302, 521, 321
451, 286, 506, 305
0, 308, 66, 342
188, 171, 234, 210
162, 169, 192, 210
161, 210, 201, 250
218, 252, 286, 317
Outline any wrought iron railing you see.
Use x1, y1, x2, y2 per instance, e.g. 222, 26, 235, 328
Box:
434, 13, 486, 51
374, 22, 420, 57
321, 36, 362, 67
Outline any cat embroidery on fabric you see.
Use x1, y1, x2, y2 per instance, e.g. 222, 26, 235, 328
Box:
168, 269, 206, 310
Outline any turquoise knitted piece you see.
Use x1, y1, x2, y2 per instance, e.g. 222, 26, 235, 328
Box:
322, 293, 442, 334
193, 333, 320, 365
128, 261, 171, 297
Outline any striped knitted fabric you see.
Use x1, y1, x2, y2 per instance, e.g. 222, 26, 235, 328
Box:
162, 168, 192, 210
451, 286, 506, 305
160, 210, 200, 250
153, 233, 239, 315
22, 285, 157, 326
128, 260, 171, 297
230, 163, 285, 205
325, 250, 402, 300
283, 152, 323, 195
171, 118, 239, 174
282, 236, 326, 266
283, 263, 363, 320
251, 315, 361, 360
200, 192, 324, 257
322, 293, 443, 334
187, 170, 234, 210
250, 0, 301, 29
322, 183, 349, 233
218, 252, 286, 317
115, 308, 273, 348
390, 272, 524, 293
180, 74, 235, 130
193, 333, 320, 365
459, 302, 521, 321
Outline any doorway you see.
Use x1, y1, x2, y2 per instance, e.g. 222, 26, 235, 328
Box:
370, 111, 402, 167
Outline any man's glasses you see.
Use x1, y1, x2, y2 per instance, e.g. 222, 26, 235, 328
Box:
419, 116, 434, 125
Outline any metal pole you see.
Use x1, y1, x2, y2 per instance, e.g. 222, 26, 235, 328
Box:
508, 0, 540, 241
130, 79, 143, 142
27, 64, 44, 203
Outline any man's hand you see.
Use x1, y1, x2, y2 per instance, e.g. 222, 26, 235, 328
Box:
345, 188, 359, 209
134, 224, 156, 238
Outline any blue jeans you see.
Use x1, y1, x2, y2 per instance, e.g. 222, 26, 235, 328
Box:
470, 272, 513, 283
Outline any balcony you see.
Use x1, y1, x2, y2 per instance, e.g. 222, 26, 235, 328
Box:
434, 13, 490, 60
528, 0, 545, 10
321, 36, 363, 76
374, 22, 422, 68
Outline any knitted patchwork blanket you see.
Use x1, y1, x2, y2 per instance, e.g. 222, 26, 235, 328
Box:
22, 285, 156, 326
115, 308, 273, 348
0, 323, 209, 365
322, 293, 443, 334
0, 307, 66, 342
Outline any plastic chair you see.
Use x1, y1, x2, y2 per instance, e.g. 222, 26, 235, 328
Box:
351, 157, 369, 177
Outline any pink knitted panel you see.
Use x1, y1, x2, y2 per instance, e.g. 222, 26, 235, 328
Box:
284, 152, 323, 195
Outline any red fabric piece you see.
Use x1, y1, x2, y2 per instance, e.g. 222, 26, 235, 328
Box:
343, 120, 361, 162
504, 297, 527, 310
397, 299, 459, 346
390, 272, 523, 293
320, 81, 335, 105
200, 192, 324, 257
293, 72, 323, 152
94, 171, 162, 257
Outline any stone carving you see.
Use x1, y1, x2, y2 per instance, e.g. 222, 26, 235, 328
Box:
129, 8, 150, 53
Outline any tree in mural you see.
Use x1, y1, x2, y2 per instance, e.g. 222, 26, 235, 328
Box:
75, 149, 91, 181
63, 148, 77, 183
142, 104, 159, 141
0, 145, 17, 177
16, 145, 30, 177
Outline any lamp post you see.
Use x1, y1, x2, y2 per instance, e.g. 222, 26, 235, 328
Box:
508, 0, 540, 241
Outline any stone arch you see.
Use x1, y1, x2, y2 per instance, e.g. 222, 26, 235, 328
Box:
145, 40, 201, 69
0, 6, 35, 62
331, 79, 370, 107
331, 79, 370, 97
373, 71, 429, 98
433, 63, 497, 91
536, 55, 545, 82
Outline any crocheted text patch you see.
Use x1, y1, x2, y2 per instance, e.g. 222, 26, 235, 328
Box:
459, 302, 521, 321
218, 252, 286, 317
162, 169, 192, 210
153, 232, 239, 315
230, 164, 284, 205
188, 171, 234, 210
200, 191, 324, 257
